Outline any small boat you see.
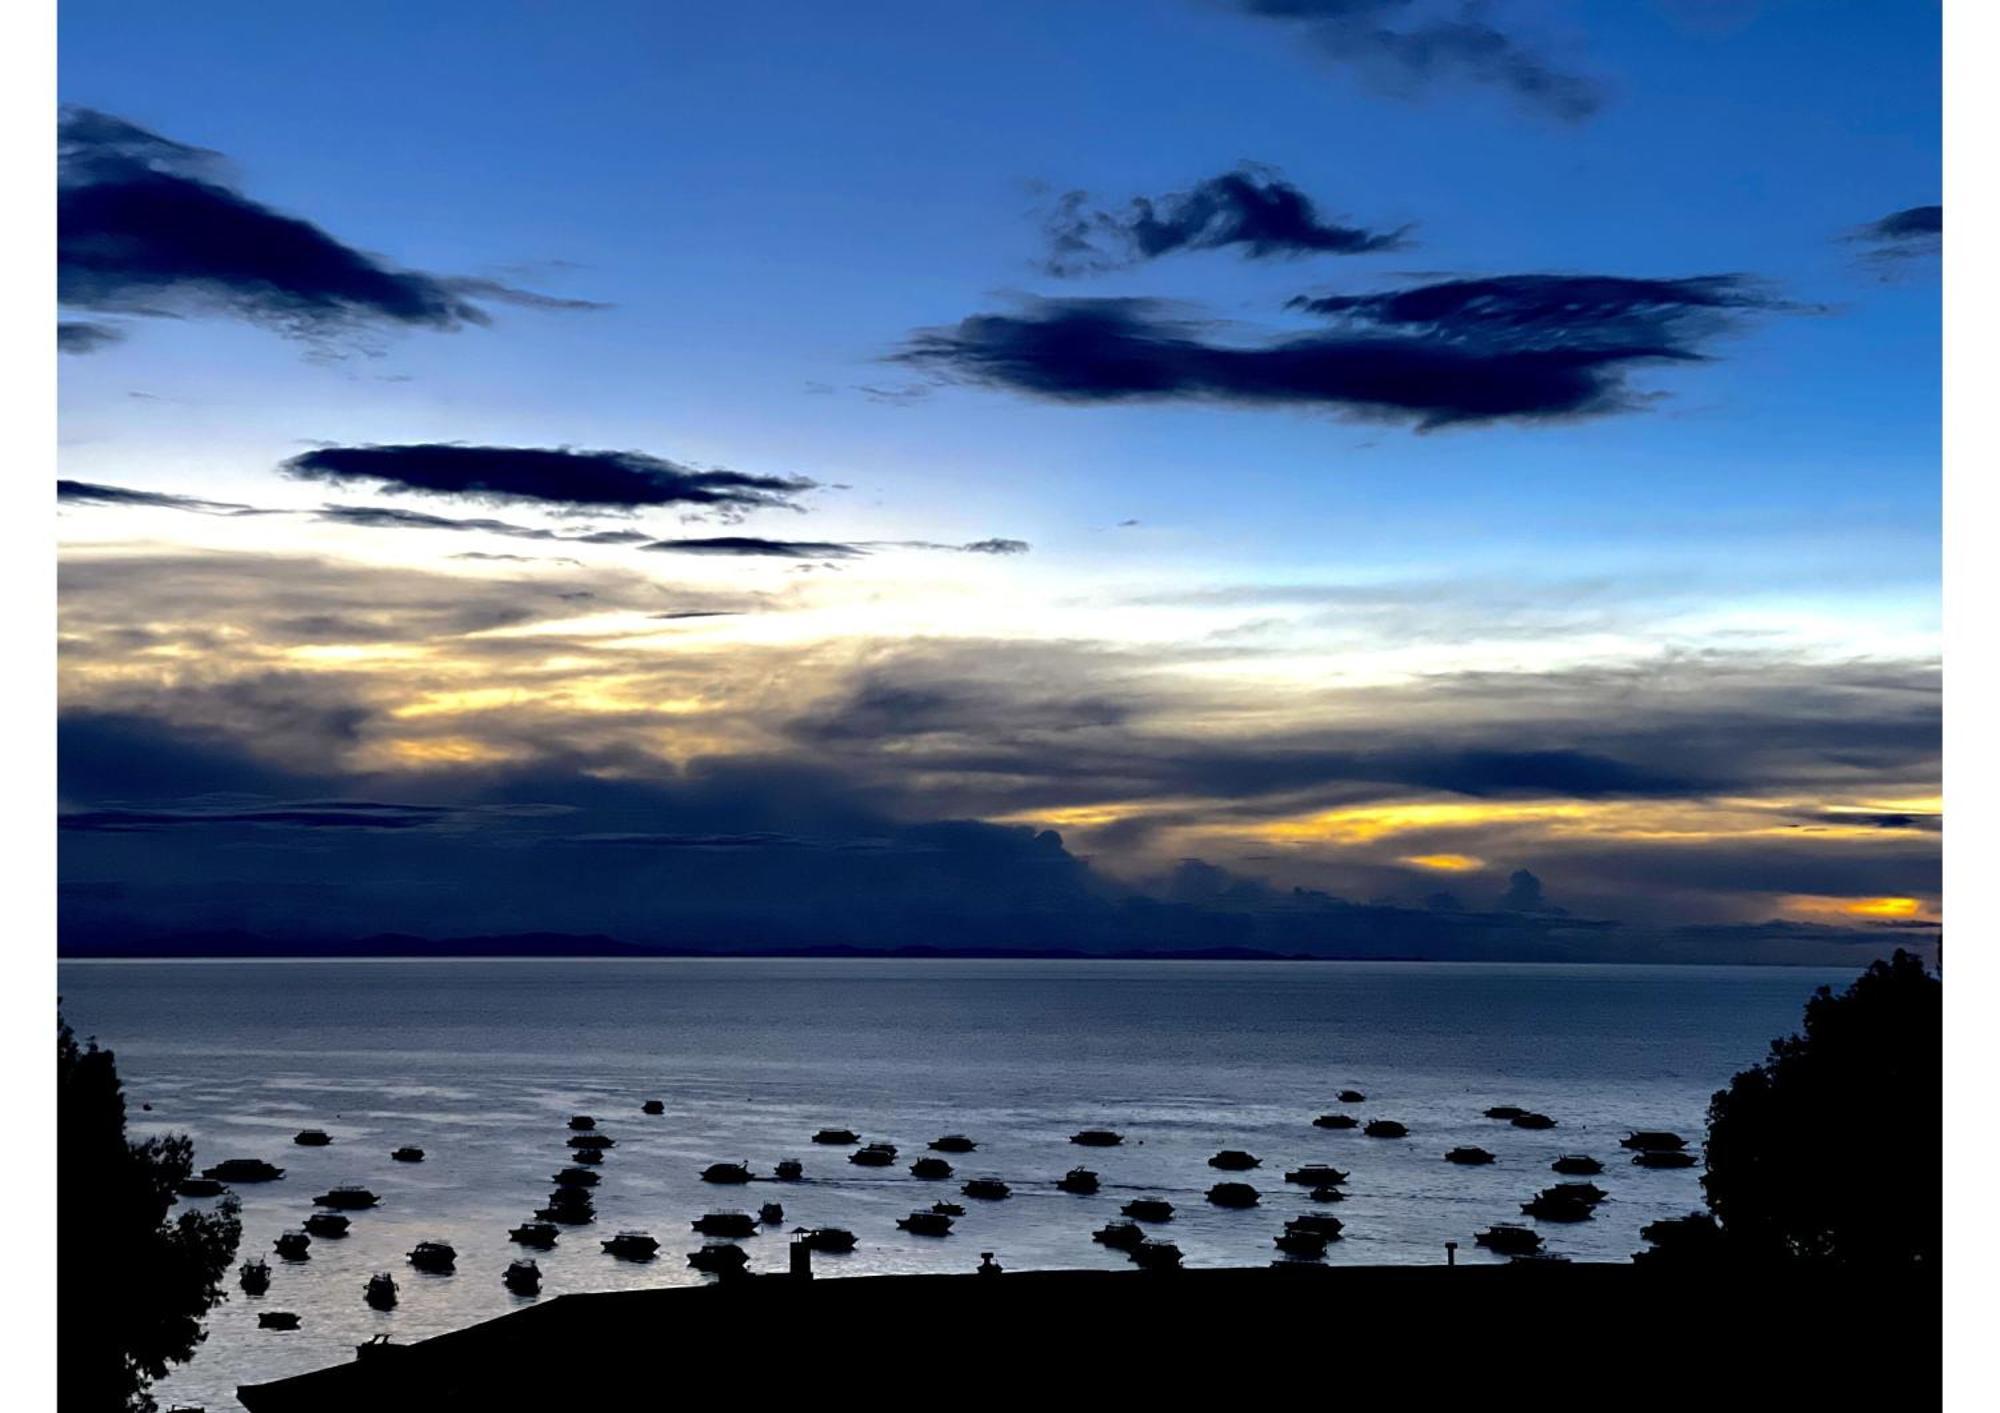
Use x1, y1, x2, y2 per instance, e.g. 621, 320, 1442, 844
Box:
1484, 1105, 1528, 1120
571, 1146, 605, 1165
700, 1161, 754, 1184
642, 1099, 665, 1116
503, 1259, 541, 1293
1093, 1220, 1148, 1251
1312, 1113, 1359, 1130
1287, 1213, 1344, 1240
239, 1259, 271, 1294
760, 1202, 785, 1224
962, 1178, 1011, 1200
773, 1159, 804, 1181
1309, 1184, 1345, 1204
390, 1146, 424, 1164
204, 1158, 284, 1182
1363, 1120, 1408, 1138
1548, 1181, 1608, 1205
1521, 1192, 1594, 1222
1208, 1149, 1260, 1171
1551, 1155, 1603, 1175
1639, 1213, 1720, 1252
1057, 1167, 1100, 1194
537, 1190, 596, 1223
1122, 1198, 1174, 1222
1069, 1129, 1124, 1147
602, 1231, 660, 1260
811, 1128, 860, 1145
509, 1221, 559, 1249
293, 1130, 332, 1147
930, 1135, 978, 1153
691, 1212, 758, 1238
568, 1133, 614, 1150
1474, 1224, 1543, 1255
313, 1186, 380, 1210
1131, 1239, 1183, 1272
688, 1243, 751, 1275
1633, 1150, 1697, 1169
176, 1177, 227, 1198
898, 1210, 954, 1237
1274, 1229, 1328, 1259
931, 1201, 966, 1217
1284, 1164, 1348, 1186
364, 1272, 398, 1309
799, 1227, 858, 1253
258, 1311, 301, 1331
1621, 1131, 1688, 1152
1338, 1090, 1366, 1104
1206, 1182, 1260, 1209
1512, 1250, 1572, 1265
568, 1115, 596, 1131
1511, 1113, 1557, 1130
1445, 1147, 1497, 1166
408, 1241, 457, 1273
273, 1231, 312, 1260
849, 1143, 898, 1167
303, 1212, 350, 1238
552, 1166, 601, 1188
911, 1157, 954, 1180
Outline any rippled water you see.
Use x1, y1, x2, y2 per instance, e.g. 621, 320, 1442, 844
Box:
56, 957, 1848, 1410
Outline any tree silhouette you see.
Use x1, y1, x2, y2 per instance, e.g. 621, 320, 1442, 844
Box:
1702, 949, 1938, 1266
59, 1013, 242, 1412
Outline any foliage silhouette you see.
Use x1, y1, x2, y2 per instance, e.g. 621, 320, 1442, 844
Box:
59, 1012, 242, 1411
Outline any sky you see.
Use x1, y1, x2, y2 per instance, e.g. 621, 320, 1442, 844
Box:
55, 0, 1941, 962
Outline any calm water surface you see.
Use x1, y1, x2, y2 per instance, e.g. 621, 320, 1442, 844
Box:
57, 958, 1850, 1409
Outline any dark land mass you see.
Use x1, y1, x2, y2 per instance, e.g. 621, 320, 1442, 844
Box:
238, 1262, 1933, 1411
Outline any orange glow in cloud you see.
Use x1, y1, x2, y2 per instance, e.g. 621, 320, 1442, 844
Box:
1784, 894, 1933, 922
1402, 853, 1485, 873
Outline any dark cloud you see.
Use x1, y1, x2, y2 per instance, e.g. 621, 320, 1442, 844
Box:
57, 479, 258, 515
58, 320, 125, 354
1849, 204, 1941, 266
642, 537, 865, 559
959, 538, 1032, 555
58, 107, 600, 343
61, 800, 456, 833
1219, 1, 1604, 121
899, 277, 1787, 427
281, 443, 815, 513
1044, 167, 1408, 275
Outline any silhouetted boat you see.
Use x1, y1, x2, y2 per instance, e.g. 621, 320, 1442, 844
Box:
760, 1202, 785, 1224
503, 1260, 540, 1294
510, 1221, 559, 1249
962, 1178, 1011, 1200
1284, 1164, 1348, 1185
799, 1227, 857, 1253
176, 1177, 226, 1198
1474, 1223, 1542, 1255
313, 1186, 380, 1210
1551, 1155, 1603, 1175
849, 1143, 897, 1167
812, 1128, 859, 1145
700, 1161, 754, 1184
408, 1241, 457, 1273
1057, 1167, 1100, 1194
1484, 1105, 1528, 1120
898, 1210, 954, 1236
258, 1311, 301, 1331
1122, 1198, 1174, 1222
773, 1158, 804, 1181
1445, 1147, 1496, 1165
1632, 1150, 1697, 1169
1206, 1182, 1259, 1208
390, 1146, 424, 1163
1287, 1213, 1344, 1240
204, 1158, 283, 1182
688, 1243, 750, 1275
536, 1190, 595, 1223
1637, 1213, 1722, 1261
1363, 1120, 1408, 1138
239, 1259, 271, 1294
601, 1231, 660, 1260
1131, 1239, 1183, 1271
1312, 1113, 1359, 1129
1621, 1131, 1688, 1152
568, 1133, 614, 1150
273, 1231, 312, 1260
931, 1201, 966, 1217
1274, 1229, 1328, 1258
1338, 1090, 1366, 1103
1548, 1182, 1608, 1205
303, 1213, 350, 1238
1510, 1113, 1557, 1130
1521, 1192, 1594, 1222
930, 1134, 978, 1153
364, 1273, 398, 1309
1093, 1220, 1148, 1251
642, 1099, 665, 1115
692, 1212, 758, 1238
1209, 1149, 1260, 1171
569, 1115, 596, 1131
1069, 1129, 1123, 1147
552, 1166, 600, 1188
293, 1130, 332, 1147
571, 1146, 604, 1164
1310, 1184, 1345, 1204
911, 1156, 954, 1179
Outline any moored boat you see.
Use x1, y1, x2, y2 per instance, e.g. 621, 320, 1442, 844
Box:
700, 1161, 754, 1184
567, 1133, 614, 1151
293, 1130, 332, 1147
1309, 1184, 1345, 1204
204, 1158, 284, 1182
930, 1134, 977, 1153
273, 1231, 312, 1260
911, 1156, 953, 1180
759, 1202, 785, 1224
898, 1210, 954, 1237
1122, 1197, 1174, 1222
503, 1259, 541, 1293
1363, 1119, 1408, 1139
408, 1241, 457, 1273
1551, 1154, 1603, 1175
799, 1226, 857, 1253
1093, 1220, 1148, 1251
552, 1166, 600, 1188
811, 1128, 860, 1145
1338, 1090, 1366, 1103
1521, 1191, 1594, 1222
1131, 1239, 1183, 1271
239, 1259, 271, 1294
849, 1143, 898, 1167
1445, 1146, 1497, 1165
1069, 1129, 1123, 1147
1274, 1228, 1328, 1259
1510, 1113, 1557, 1130
1287, 1213, 1344, 1240
962, 1177, 1011, 1200
1208, 1149, 1260, 1171
509, 1221, 559, 1249
1474, 1224, 1543, 1255
1312, 1113, 1358, 1130
1632, 1149, 1697, 1169
568, 1115, 596, 1131
691, 1211, 758, 1238
1284, 1164, 1347, 1185
688, 1243, 751, 1275
1206, 1182, 1259, 1208
364, 1272, 398, 1309
390, 1146, 424, 1164
313, 1185, 380, 1210
176, 1177, 226, 1198
1484, 1105, 1527, 1120
1057, 1167, 1100, 1194
773, 1158, 804, 1181
303, 1212, 350, 1238
601, 1230, 660, 1260
1621, 1131, 1688, 1152
258, 1311, 301, 1331
642, 1099, 665, 1115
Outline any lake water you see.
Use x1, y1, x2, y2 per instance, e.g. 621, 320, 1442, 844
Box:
57, 957, 1851, 1409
